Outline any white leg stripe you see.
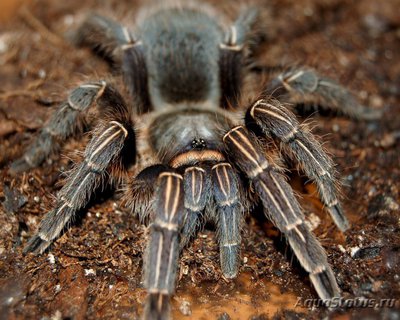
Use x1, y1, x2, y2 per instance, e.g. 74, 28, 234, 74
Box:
259, 180, 289, 225
296, 140, 328, 176
285, 70, 305, 83
154, 235, 163, 288
109, 121, 128, 137
164, 240, 175, 290
270, 174, 299, 221
89, 128, 122, 161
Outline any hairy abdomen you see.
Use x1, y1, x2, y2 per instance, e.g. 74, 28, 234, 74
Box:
139, 8, 223, 109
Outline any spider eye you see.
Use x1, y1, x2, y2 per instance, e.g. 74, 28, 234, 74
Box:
191, 138, 207, 149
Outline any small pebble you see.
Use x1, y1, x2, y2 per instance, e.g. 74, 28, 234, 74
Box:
303, 7, 313, 16
363, 14, 389, 37
38, 69, 46, 79
84, 269, 96, 276
33, 196, 40, 203
352, 247, 381, 260
332, 124, 340, 132
361, 282, 373, 292
383, 248, 399, 270
273, 270, 284, 277
0, 32, 14, 54
218, 313, 231, 320
48, 253, 56, 264
372, 280, 382, 292
359, 90, 368, 99
350, 246, 360, 258
2, 185, 27, 213
378, 132, 400, 148
385, 196, 399, 211
305, 212, 321, 231
369, 95, 384, 108
51, 310, 62, 320
63, 15, 74, 26
179, 300, 192, 316
55, 284, 61, 293
182, 265, 189, 275
368, 187, 377, 197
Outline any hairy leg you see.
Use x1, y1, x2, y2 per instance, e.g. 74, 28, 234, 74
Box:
74, 14, 135, 63
247, 99, 349, 231
210, 162, 243, 278
24, 86, 134, 254
10, 81, 112, 173
180, 166, 211, 249
264, 67, 382, 120
144, 171, 185, 320
219, 7, 265, 108
75, 14, 150, 112
223, 126, 340, 300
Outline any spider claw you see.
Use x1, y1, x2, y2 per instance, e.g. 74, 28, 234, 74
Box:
144, 293, 170, 320
328, 204, 350, 232
23, 235, 50, 255
310, 269, 341, 303
220, 245, 240, 279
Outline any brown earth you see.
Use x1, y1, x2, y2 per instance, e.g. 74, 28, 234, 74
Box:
0, 0, 399, 319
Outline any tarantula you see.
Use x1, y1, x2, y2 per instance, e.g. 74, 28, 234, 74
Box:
11, 2, 380, 319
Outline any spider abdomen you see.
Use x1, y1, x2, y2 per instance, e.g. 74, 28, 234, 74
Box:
139, 8, 223, 109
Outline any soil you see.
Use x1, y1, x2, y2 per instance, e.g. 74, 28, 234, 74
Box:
0, 0, 399, 319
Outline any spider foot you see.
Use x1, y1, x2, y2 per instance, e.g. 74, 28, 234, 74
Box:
144, 293, 170, 320
23, 234, 51, 255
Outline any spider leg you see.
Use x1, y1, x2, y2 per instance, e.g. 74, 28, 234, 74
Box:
24, 87, 134, 254
74, 14, 134, 64
210, 162, 242, 278
246, 99, 349, 231
223, 126, 340, 300
180, 166, 211, 249
10, 81, 115, 173
264, 67, 382, 120
75, 14, 150, 112
219, 7, 265, 108
124, 164, 168, 222
144, 171, 184, 320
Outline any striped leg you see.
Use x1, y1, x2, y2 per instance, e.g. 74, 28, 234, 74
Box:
144, 171, 184, 320
24, 89, 134, 254
247, 99, 349, 231
180, 166, 211, 249
124, 164, 169, 222
75, 14, 150, 112
211, 163, 242, 278
10, 81, 111, 173
75, 14, 135, 63
223, 126, 340, 301
219, 7, 263, 108
265, 67, 382, 120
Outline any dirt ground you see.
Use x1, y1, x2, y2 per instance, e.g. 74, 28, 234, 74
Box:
0, 0, 399, 319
